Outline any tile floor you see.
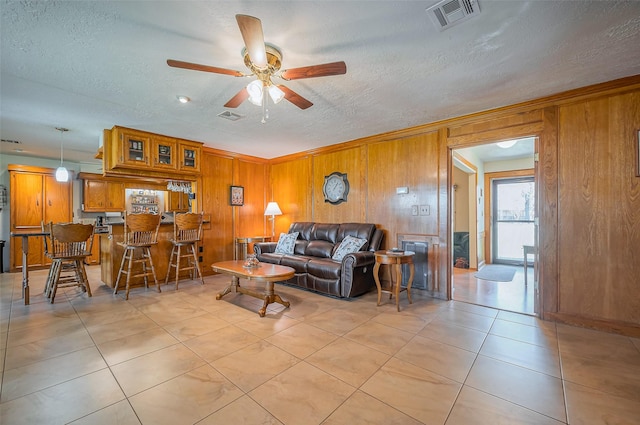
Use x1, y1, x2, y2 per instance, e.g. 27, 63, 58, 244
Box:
1, 266, 639, 424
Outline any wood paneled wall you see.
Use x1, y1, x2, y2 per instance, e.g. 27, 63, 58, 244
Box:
263, 75, 640, 335
198, 75, 640, 335
555, 91, 640, 325
270, 157, 312, 234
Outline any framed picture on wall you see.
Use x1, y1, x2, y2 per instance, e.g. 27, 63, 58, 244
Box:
230, 185, 244, 206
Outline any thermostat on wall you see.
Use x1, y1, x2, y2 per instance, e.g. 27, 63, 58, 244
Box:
396, 186, 409, 194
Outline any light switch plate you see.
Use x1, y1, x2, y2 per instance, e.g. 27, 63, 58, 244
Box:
411, 205, 419, 216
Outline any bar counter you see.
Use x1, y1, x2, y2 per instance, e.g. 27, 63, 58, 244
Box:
100, 223, 177, 289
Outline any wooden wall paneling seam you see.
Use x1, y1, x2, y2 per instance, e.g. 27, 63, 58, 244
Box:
437, 128, 449, 299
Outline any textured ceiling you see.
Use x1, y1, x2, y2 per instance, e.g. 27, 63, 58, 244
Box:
1, 1, 640, 164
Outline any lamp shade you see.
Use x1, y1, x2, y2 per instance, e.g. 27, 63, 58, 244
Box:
55, 166, 69, 182
268, 84, 285, 104
247, 80, 263, 106
264, 202, 282, 216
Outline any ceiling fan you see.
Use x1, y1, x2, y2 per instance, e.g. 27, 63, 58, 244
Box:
167, 14, 347, 114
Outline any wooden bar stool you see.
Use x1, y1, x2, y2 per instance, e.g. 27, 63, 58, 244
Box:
44, 222, 94, 303
373, 250, 415, 311
114, 212, 161, 300
165, 212, 204, 289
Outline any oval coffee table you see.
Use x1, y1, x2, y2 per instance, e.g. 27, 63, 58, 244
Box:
212, 260, 295, 317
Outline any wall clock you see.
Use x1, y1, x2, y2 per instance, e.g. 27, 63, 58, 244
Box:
323, 172, 349, 205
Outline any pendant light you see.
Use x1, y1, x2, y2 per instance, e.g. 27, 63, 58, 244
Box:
55, 127, 69, 182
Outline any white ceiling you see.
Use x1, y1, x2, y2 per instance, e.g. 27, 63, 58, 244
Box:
1, 1, 640, 164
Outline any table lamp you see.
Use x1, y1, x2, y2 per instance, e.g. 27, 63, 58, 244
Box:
264, 202, 282, 236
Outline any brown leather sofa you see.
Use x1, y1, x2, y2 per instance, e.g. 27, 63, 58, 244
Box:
254, 222, 383, 298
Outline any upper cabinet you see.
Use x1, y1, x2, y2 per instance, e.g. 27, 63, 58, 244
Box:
152, 136, 178, 171
82, 179, 125, 212
117, 129, 151, 168
179, 141, 201, 173
105, 126, 202, 178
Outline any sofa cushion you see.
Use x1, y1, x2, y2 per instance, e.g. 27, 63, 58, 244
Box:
275, 232, 299, 254
332, 235, 367, 261
305, 240, 335, 258
307, 258, 341, 279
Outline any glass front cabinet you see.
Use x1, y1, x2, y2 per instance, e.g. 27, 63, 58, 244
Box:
152, 136, 177, 170
179, 142, 201, 173
117, 130, 151, 168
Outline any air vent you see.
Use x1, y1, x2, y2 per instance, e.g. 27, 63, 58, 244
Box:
426, 0, 480, 31
218, 111, 244, 121
1, 139, 22, 144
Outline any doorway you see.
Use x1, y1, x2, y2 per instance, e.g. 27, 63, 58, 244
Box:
492, 177, 535, 264
451, 137, 537, 315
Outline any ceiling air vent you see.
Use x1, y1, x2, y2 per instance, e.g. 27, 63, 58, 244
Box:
426, 0, 480, 31
1, 139, 22, 144
218, 111, 244, 121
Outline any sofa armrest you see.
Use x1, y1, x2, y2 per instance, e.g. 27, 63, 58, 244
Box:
342, 250, 375, 268
254, 242, 277, 255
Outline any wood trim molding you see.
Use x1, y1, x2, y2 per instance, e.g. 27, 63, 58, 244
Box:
546, 312, 640, 338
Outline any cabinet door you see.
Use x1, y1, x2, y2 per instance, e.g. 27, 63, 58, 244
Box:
10, 172, 44, 269
179, 143, 201, 173
152, 137, 177, 170
106, 182, 125, 211
118, 130, 151, 167
166, 191, 190, 212
84, 180, 107, 211
11, 172, 43, 229
44, 175, 72, 224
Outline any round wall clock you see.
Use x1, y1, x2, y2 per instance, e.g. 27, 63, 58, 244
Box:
323, 172, 349, 205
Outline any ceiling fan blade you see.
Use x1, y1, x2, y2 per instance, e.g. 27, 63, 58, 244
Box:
167, 59, 244, 77
280, 61, 347, 80
236, 14, 267, 68
278, 85, 313, 110
224, 88, 249, 108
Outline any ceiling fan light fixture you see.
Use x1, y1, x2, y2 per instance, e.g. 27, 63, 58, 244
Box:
496, 140, 517, 149
247, 79, 263, 106
268, 84, 284, 104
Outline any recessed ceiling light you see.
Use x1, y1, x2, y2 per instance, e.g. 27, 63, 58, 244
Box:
176, 95, 190, 104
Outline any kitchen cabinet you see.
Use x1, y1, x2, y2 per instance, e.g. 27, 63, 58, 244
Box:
115, 128, 151, 168
82, 179, 125, 212
165, 191, 190, 213
104, 126, 202, 177
9, 165, 72, 271
178, 141, 201, 173
152, 136, 178, 171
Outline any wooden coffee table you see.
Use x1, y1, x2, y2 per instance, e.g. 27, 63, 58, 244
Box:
212, 260, 295, 317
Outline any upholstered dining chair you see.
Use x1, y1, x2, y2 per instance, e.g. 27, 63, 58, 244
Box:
114, 212, 161, 300
44, 222, 94, 303
165, 212, 204, 289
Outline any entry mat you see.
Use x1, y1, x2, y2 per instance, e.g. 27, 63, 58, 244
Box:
474, 265, 516, 282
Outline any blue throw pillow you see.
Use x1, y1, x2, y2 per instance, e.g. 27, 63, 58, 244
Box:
332, 235, 367, 261
274, 232, 298, 254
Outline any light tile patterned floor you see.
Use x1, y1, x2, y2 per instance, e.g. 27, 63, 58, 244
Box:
1, 266, 639, 424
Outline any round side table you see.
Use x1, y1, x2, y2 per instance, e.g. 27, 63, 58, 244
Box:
373, 250, 415, 312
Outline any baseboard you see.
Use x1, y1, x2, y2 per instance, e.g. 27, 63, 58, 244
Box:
544, 312, 640, 338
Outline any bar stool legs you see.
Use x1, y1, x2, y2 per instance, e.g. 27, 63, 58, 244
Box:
114, 245, 160, 300
164, 242, 204, 290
